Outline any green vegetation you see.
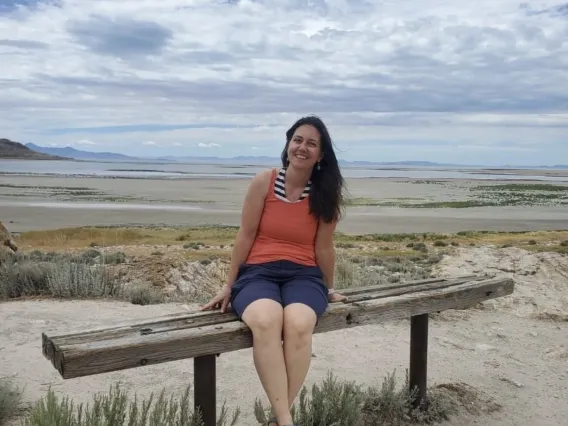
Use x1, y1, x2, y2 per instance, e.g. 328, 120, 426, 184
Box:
344, 183, 568, 208
0, 249, 124, 300
0, 377, 23, 425
0, 183, 139, 203
473, 183, 568, 192
18, 383, 239, 426
255, 369, 499, 425
5, 224, 556, 425
3, 370, 499, 426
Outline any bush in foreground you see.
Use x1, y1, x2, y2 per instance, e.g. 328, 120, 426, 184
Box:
0, 377, 23, 425
4, 370, 499, 426
255, 370, 500, 425
22, 384, 239, 426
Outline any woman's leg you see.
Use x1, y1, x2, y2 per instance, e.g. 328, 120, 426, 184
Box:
241, 298, 293, 425
282, 303, 318, 407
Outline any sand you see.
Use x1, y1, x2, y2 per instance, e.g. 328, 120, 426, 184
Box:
1, 174, 568, 234
1, 172, 568, 425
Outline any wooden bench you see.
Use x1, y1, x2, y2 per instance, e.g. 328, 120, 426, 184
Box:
41, 274, 514, 425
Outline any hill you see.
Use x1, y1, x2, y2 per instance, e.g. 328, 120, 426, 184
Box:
0, 139, 70, 160
26, 143, 138, 161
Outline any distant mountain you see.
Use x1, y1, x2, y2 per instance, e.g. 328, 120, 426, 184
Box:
13, 143, 568, 169
0, 139, 69, 160
25, 143, 139, 161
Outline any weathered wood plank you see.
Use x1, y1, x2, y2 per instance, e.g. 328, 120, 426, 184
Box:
339, 274, 479, 296
43, 276, 514, 379
41, 274, 481, 355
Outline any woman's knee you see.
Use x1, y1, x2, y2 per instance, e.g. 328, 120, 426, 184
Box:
283, 303, 317, 343
242, 298, 283, 336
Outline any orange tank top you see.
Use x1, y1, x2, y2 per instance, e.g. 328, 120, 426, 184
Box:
246, 167, 319, 266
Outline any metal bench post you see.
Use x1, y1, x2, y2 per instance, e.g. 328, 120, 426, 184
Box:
194, 354, 216, 425
409, 313, 428, 409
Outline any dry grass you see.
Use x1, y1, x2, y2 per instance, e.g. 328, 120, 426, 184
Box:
14, 225, 568, 254
21, 383, 240, 426
6, 370, 495, 426
254, 370, 500, 425
14, 225, 240, 251
0, 376, 23, 425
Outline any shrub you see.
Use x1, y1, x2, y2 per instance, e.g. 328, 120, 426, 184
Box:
0, 250, 121, 300
22, 383, 240, 426
254, 372, 365, 426
45, 261, 119, 299
0, 377, 23, 425
254, 370, 464, 426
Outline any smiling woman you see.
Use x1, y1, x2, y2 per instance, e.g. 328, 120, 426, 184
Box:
201, 115, 347, 426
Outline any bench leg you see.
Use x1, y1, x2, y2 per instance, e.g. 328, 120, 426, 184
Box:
194, 355, 216, 426
409, 313, 428, 409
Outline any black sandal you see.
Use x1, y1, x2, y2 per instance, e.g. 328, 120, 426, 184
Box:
268, 417, 278, 426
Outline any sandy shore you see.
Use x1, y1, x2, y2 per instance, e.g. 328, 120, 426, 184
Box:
1, 174, 568, 234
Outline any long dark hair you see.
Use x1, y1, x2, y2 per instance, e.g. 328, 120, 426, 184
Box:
281, 115, 346, 223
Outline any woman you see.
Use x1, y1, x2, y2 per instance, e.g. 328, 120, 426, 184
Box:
200, 115, 347, 426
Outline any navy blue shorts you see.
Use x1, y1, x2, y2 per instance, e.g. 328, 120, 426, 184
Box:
230, 260, 329, 320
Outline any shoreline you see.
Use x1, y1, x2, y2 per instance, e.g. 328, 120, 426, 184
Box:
1, 174, 568, 234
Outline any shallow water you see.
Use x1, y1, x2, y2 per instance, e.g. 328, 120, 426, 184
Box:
1, 159, 567, 181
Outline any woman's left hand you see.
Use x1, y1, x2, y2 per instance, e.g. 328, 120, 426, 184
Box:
328, 291, 348, 303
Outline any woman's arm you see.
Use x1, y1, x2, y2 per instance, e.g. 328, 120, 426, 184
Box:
200, 169, 271, 312
315, 219, 346, 301
224, 169, 271, 287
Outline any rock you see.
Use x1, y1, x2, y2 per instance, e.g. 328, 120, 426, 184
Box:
499, 376, 523, 388
0, 220, 18, 256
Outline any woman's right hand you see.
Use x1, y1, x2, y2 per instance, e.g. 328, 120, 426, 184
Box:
200, 284, 231, 313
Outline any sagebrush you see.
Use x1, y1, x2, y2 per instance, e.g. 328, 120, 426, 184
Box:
0, 377, 23, 425
254, 370, 458, 426
22, 383, 240, 426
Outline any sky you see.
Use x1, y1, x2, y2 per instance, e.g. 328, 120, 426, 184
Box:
0, 0, 567, 165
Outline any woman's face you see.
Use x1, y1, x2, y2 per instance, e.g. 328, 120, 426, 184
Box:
287, 124, 322, 171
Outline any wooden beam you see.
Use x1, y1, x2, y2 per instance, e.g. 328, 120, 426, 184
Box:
42, 276, 514, 379
40, 274, 481, 356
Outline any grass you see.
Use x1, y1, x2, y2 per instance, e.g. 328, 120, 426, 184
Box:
344, 182, 568, 209
4, 370, 499, 425
254, 370, 500, 425
20, 383, 240, 426
0, 377, 23, 425
7, 226, 566, 304
1, 224, 528, 425
14, 224, 568, 251
472, 183, 568, 192
0, 249, 123, 300
15, 225, 240, 251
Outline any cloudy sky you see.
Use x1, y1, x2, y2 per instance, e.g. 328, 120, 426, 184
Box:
1, 0, 567, 165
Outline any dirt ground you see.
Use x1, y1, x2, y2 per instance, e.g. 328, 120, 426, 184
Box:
1, 246, 567, 425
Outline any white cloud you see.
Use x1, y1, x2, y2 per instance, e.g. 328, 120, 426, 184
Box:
75, 139, 96, 145
0, 0, 567, 165
198, 142, 221, 148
